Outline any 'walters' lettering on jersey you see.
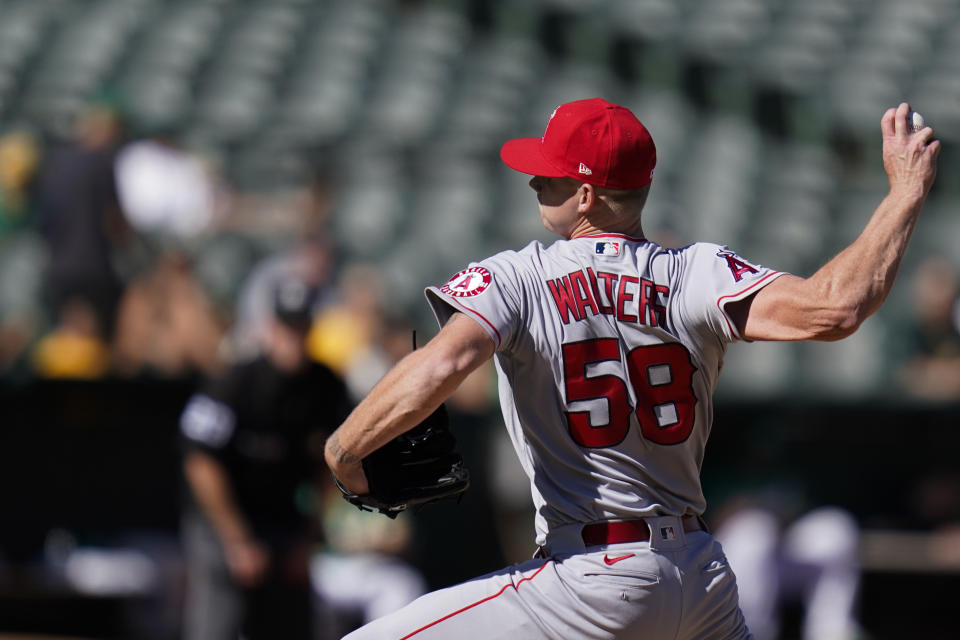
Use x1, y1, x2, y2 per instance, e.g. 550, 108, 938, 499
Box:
547, 268, 669, 328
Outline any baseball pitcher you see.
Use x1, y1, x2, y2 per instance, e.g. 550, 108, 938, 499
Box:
325, 99, 939, 639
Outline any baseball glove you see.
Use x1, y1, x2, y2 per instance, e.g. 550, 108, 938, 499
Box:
335, 403, 470, 518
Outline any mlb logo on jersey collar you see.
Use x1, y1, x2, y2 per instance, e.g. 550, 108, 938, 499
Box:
660, 526, 676, 541
595, 241, 621, 256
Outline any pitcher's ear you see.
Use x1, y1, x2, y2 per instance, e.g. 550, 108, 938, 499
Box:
577, 183, 596, 213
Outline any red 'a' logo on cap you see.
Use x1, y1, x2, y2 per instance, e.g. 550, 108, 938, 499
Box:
542, 105, 561, 143
718, 251, 759, 282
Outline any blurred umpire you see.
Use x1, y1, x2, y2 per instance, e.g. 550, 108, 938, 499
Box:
179, 276, 352, 640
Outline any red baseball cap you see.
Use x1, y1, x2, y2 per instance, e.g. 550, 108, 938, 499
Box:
500, 98, 657, 190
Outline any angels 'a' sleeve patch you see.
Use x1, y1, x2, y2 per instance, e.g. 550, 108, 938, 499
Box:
717, 250, 759, 282
440, 266, 492, 298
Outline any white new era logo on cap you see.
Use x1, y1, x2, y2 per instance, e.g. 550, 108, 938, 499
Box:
578, 163, 592, 176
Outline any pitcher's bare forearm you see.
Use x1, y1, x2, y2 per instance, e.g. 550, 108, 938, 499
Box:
736, 103, 940, 342
326, 432, 361, 468
324, 431, 369, 494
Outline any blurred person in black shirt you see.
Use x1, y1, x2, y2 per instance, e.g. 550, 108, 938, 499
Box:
179, 276, 352, 640
36, 101, 130, 341
895, 256, 960, 399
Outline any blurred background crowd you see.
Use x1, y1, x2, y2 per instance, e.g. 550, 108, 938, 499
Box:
1, 0, 960, 395
1, 0, 960, 638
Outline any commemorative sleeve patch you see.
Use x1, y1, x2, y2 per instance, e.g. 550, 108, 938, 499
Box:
440, 266, 492, 298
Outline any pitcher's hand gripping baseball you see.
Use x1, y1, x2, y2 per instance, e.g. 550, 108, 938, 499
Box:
334, 403, 470, 518
882, 103, 939, 197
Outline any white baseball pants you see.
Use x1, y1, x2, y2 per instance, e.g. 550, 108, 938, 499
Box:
343, 515, 752, 640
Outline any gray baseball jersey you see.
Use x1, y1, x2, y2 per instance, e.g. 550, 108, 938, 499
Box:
343, 233, 775, 639
425, 233, 783, 548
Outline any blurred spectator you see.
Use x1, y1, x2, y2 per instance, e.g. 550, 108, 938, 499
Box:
229, 233, 334, 362
307, 262, 385, 382
29, 296, 110, 379
0, 128, 45, 376
179, 276, 352, 640
714, 501, 861, 640
0, 128, 40, 235
908, 469, 960, 568
35, 101, 130, 342
340, 313, 418, 402
113, 250, 225, 379
311, 479, 426, 637
0, 236, 47, 379
895, 256, 960, 400
306, 262, 456, 402
224, 172, 336, 240
115, 132, 227, 241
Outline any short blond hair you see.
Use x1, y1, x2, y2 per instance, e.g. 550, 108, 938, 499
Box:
595, 183, 650, 216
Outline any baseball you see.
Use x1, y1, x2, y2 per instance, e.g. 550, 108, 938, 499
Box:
908, 110, 925, 133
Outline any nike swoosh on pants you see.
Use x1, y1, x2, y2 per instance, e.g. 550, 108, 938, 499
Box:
603, 553, 635, 565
